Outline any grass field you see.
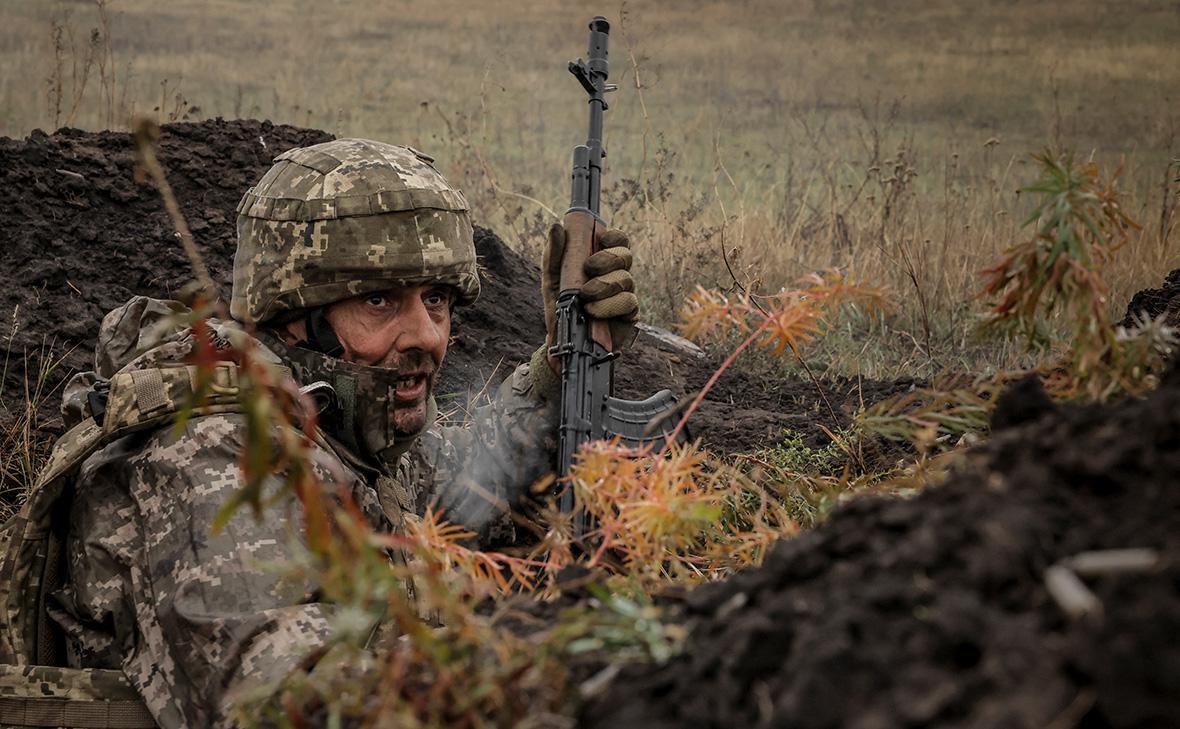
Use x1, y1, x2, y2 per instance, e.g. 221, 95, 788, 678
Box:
3, 0, 1178, 378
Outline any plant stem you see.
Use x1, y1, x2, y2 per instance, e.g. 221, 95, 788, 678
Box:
131, 116, 225, 316
658, 323, 764, 457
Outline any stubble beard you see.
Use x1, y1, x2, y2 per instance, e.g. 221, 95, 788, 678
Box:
386, 348, 442, 437
393, 381, 431, 436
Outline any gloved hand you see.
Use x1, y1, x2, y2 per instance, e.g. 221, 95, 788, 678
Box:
542, 223, 640, 362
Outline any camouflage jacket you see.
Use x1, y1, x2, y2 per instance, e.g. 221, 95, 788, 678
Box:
38, 297, 559, 729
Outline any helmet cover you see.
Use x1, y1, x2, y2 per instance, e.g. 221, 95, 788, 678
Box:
231, 138, 479, 324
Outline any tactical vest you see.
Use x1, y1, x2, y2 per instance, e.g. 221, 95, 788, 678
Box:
0, 363, 245, 728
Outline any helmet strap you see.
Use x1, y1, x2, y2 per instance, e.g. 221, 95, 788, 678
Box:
303, 307, 345, 358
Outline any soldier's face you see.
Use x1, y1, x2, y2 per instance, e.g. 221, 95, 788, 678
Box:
325, 284, 454, 434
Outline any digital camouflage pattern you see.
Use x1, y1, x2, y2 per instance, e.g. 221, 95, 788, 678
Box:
0, 664, 141, 703
0, 297, 559, 729
231, 138, 480, 324
0, 665, 155, 728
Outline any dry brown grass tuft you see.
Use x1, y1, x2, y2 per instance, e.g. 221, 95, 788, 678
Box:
0, 327, 72, 519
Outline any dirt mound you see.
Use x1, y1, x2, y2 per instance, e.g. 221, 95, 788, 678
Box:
584, 373, 1180, 728
1120, 268, 1180, 328
0, 119, 332, 431
1, 119, 908, 468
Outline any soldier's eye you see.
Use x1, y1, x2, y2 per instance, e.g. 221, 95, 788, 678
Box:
365, 293, 388, 308
423, 289, 451, 308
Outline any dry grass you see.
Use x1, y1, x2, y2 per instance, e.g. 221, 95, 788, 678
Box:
0, 327, 72, 519
1, 0, 1178, 379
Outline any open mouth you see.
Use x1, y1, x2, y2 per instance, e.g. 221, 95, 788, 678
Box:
395, 373, 429, 401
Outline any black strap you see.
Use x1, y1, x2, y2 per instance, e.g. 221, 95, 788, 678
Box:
87, 386, 109, 427
303, 307, 345, 358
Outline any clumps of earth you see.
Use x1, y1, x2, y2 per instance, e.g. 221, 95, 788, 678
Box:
2, 120, 1178, 727
1120, 268, 1180, 329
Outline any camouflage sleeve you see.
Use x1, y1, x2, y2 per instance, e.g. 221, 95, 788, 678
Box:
54, 413, 384, 729
404, 347, 560, 542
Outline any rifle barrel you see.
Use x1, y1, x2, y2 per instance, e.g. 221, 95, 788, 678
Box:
569, 17, 610, 216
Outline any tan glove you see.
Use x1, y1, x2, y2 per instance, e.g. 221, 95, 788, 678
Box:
542, 222, 640, 355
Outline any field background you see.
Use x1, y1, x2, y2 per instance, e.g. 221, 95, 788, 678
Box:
2, 0, 1178, 378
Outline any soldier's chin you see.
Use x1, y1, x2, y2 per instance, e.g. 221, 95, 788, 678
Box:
393, 401, 428, 436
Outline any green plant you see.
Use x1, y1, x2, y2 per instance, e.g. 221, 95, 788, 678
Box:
554, 585, 686, 665
752, 429, 846, 476
980, 150, 1171, 400
855, 379, 1000, 452
856, 152, 1173, 469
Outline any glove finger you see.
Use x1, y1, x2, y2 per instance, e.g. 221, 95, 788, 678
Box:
584, 246, 633, 278
585, 291, 639, 321
597, 228, 631, 250
544, 223, 566, 280
582, 269, 634, 302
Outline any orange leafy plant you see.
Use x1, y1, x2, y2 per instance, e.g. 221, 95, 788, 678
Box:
389, 508, 552, 597
668, 272, 886, 445
570, 440, 799, 582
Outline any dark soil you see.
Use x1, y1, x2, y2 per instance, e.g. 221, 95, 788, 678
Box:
0, 119, 909, 474
1119, 268, 1180, 329
0, 119, 332, 451
584, 372, 1180, 728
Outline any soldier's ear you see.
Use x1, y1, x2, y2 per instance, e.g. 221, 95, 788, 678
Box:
264, 309, 309, 346
275, 318, 308, 346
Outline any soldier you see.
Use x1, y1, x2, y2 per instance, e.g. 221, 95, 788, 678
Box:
0, 138, 638, 728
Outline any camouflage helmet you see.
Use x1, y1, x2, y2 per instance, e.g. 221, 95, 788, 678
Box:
230, 138, 479, 324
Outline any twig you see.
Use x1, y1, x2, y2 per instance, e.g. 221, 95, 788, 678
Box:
788, 341, 844, 442
712, 133, 749, 296
1042, 550, 1157, 623
1063, 548, 1162, 577
1044, 564, 1100, 620
658, 324, 764, 455
131, 116, 224, 315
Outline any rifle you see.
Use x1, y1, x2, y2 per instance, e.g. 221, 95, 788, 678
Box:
551, 16, 683, 535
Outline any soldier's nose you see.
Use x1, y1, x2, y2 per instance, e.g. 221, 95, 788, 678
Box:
393, 296, 446, 355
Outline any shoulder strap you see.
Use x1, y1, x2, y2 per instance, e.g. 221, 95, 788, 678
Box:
0, 665, 155, 728
0, 695, 156, 728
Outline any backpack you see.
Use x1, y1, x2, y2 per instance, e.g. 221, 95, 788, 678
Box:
0, 362, 243, 728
